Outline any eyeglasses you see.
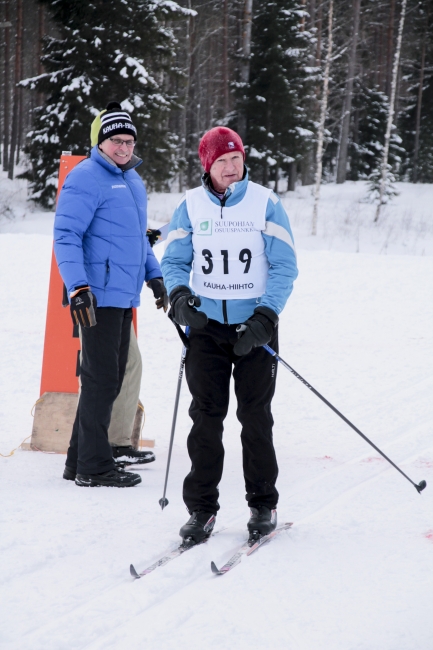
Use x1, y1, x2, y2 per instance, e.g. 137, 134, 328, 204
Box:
109, 137, 136, 148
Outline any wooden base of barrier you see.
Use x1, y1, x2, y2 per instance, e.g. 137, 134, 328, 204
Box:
27, 393, 153, 453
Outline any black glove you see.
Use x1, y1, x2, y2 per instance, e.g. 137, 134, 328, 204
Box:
233, 306, 278, 356
70, 286, 97, 328
146, 228, 162, 248
147, 277, 169, 312
168, 286, 208, 329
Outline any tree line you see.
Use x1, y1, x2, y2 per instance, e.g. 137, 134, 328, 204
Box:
0, 0, 432, 207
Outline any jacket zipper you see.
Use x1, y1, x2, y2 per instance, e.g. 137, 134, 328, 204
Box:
220, 194, 227, 218
220, 194, 228, 323
222, 300, 228, 325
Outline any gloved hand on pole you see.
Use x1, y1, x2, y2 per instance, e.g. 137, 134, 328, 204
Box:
234, 306, 278, 356
168, 286, 208, 329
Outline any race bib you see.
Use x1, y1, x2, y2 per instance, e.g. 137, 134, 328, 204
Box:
187, 183, 272, 300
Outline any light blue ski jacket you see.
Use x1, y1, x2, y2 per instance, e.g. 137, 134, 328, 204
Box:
54, 146, 161, 308
161, 170, 298, 324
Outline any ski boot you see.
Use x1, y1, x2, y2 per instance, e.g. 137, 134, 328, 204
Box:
63, 466, 77, 481
112, 445, 155, 467
75, 466, 142, 487
179, 511, 216, 548
247, 506, 277, 544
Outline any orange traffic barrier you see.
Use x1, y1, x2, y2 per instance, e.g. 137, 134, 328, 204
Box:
40, 154, 86, 396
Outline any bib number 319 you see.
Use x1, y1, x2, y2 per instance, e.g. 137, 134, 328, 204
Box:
202, 248, 252, 275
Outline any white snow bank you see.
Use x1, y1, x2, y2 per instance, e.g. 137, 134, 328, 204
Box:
283, 181, 433, 256
2, 173, 432, 257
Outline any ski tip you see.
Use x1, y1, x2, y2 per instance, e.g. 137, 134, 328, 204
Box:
130, 564, 140, 579
210, 561, 220, 575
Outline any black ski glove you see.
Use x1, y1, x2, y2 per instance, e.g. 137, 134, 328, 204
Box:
70, 286, 97, 328
147, 277, 169, 312
146, 228, 162, 248
233, 306, 278, 356
168, 286, 208, 329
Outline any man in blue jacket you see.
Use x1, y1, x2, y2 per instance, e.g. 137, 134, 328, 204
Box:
161, 126, 298, 544
54, 102, 167, 487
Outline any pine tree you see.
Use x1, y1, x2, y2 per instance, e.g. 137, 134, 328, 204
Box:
363, 86, 405, 204
242, 0, 313, 191
349, 82, 403, 181
21, 0, 189, 207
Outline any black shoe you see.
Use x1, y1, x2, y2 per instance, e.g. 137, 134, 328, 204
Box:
112, 445, 155, 467
247, 506, 277, 537
75, 467, 142, 487
63, 466, 76, 481
179, 511, 216, 545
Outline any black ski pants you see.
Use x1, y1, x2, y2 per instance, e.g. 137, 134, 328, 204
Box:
66, 307, 132, 475
183, 319, 279, 514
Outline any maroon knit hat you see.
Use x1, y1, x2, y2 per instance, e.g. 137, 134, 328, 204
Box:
198, 127, 245, 173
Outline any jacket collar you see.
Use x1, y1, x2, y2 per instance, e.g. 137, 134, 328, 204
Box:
201, 166, 249, 206
91, 145, 142, 173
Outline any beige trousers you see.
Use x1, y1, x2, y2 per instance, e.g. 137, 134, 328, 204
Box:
78, 324, 142, 447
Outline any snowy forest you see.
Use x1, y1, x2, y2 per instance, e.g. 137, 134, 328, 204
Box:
0, 0, 432, 207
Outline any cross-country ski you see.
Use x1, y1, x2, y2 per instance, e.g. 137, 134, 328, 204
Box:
211, 522, 293, 576
130, 527, 224, 579
130, 540, 204, 579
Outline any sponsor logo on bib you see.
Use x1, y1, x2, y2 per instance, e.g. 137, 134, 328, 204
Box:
196, 219, 212, 235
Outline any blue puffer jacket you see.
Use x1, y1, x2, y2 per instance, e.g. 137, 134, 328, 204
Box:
54, 146, 161, 308
161, 169, 298, 324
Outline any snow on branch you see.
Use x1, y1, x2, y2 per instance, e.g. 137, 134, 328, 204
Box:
149, 0, 197, 16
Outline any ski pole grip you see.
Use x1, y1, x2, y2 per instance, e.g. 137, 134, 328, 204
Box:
236, 324, 247, 333
188, 297, 195, 307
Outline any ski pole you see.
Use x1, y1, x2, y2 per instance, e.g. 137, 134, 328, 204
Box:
159, 326, 190, 509
262, 343, 426, 494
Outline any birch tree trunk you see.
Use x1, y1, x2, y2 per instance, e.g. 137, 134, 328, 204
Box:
386, 0, 396, 99
374, 0, 407, 223
336, 0, 361, 184
312, 0, 333, 236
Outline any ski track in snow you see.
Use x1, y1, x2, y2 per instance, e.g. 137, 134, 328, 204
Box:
1, 180, 433, 649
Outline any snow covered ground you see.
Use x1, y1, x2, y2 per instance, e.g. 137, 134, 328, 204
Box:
1, 174, 433, 649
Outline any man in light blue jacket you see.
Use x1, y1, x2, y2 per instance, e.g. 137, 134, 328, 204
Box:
54, 102, 167, 487
161, 127, 298, 544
